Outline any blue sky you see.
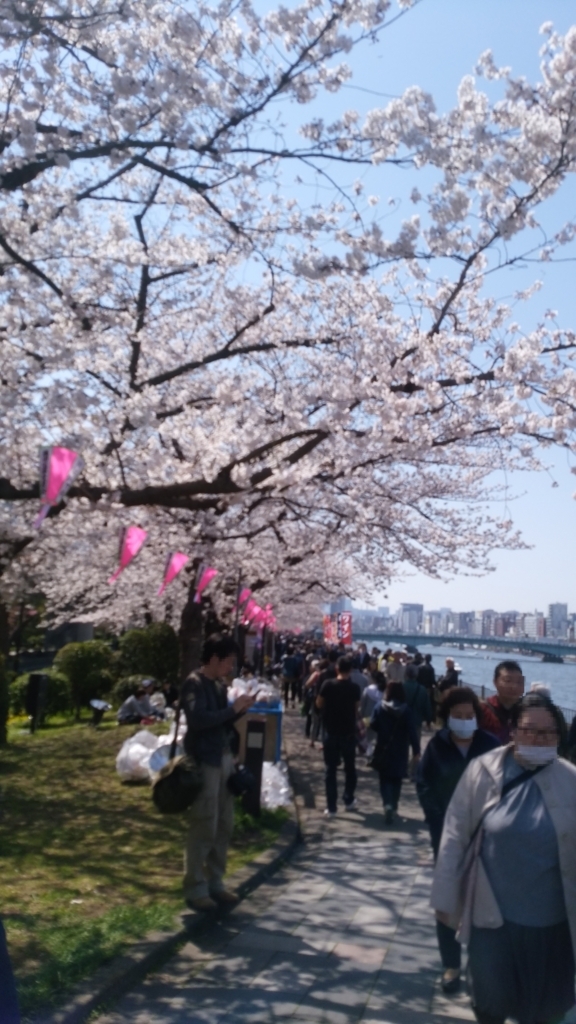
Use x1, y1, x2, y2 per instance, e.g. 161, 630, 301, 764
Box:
317, 0, 576, 612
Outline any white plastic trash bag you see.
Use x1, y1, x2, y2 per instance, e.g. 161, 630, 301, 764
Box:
261, 761, 292, 809
116, 729, 159, 782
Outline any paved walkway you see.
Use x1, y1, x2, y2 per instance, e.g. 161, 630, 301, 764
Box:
95, 711, 575, 1024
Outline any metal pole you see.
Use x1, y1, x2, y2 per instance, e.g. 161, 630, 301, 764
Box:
233, 571, 242, 643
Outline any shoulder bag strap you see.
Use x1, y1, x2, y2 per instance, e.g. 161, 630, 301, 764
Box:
170, 673, 198, 759
467, 763, 546, 846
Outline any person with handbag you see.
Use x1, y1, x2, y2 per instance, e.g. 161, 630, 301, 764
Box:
369, 681, 420, 824
181, 633, 252, 912
431, 692, 576, 1024
416, 687, 499, 994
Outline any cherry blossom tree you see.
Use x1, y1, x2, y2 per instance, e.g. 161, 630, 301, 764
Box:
2, 4, 576, 655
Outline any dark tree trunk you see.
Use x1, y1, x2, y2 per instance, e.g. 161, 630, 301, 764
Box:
0, 653, 8, 745
179, 584, 204, 681
0, 602, 10, 658
178, 588, 232, 682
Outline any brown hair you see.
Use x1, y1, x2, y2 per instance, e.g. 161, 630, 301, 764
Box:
439, 686, 481, 724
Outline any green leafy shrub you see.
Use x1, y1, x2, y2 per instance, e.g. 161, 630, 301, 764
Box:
9, 669, 73, 719
118, 623, 178, 683
111, 675, 158, 708
54, 641, 115, 720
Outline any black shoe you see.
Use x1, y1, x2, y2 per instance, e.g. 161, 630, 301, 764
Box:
441, 970, 461, 994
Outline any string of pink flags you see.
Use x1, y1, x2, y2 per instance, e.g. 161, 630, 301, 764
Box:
33, 446, 276, 630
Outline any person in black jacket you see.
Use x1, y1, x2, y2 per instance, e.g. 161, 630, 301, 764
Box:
370, 681, 420, 824
181, 634, 252, 912
416, 686, 499, 994
417, 653, 436, 693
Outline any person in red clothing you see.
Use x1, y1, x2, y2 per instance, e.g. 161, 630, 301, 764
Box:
481, 660, 525, 743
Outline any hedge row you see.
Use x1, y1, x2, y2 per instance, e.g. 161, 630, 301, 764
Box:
8, 622, 179, 721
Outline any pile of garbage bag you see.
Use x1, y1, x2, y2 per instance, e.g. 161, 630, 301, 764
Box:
115, 722, 185, 782
116, 728, 292, 809
261, 760, 292, 808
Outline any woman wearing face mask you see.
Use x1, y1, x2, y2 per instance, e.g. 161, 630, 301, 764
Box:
431, 693, 576, 1024
416, 687, 499, 994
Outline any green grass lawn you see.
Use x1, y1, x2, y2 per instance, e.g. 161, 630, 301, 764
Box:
0, 717, 289, 1017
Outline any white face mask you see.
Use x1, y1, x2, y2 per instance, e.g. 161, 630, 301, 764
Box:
448, 716, 476, 739
516, 745, 558, 767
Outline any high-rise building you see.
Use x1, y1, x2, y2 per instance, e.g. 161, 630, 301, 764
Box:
522, 612, 546, 639
399, 603, 424, 632
327, 598, 354, 610
547, 603, 568, 638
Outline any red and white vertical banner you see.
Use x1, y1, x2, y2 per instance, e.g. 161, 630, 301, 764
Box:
338, 612, 353, 646
108, 525, 148, 584
34, 446, 84, 528
323, 612, 353, 645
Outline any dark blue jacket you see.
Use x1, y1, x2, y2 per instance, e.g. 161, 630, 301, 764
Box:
416, 726, 499, 831
370, 700, 420, 779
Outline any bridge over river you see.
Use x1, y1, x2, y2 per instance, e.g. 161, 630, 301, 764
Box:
354, 631, 576, 659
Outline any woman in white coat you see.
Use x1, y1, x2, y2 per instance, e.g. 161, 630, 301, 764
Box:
431, 692, 576, 1024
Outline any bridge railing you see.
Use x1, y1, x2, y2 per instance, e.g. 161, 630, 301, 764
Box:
464, 682, 576, 723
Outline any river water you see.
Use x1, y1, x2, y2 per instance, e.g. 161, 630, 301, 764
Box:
360, 637, 576, 716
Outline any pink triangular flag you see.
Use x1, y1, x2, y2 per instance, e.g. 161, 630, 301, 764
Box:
157, 552, 189, 596
108, 525, 148, 584
34, 446, 84, 527
193, 565, 218, 603
234, 587, 252, 613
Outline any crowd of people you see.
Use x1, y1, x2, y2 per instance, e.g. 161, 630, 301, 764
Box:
3, 633, 575, 1024
277, 636, 576, 1024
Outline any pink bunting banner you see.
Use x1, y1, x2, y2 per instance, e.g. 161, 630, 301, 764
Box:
234, 587, 252, 613
193, 565, 218, 603
108, 525, 148, 584
34, 446, 84, 528
157, 551, 189, 596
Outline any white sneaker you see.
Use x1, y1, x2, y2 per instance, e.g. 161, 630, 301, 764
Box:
323, 809, 337, 817
344, 800, 358, 812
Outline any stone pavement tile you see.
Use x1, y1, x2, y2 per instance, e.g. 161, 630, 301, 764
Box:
183, 949, 277, 987
330, 943, 387, 970
430, 981, 476, 1022
228, 928, 336, 955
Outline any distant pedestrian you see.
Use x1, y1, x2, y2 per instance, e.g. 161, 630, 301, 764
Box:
303, 659, 323, 746
437, 658, 459, 694
316, 655, 361, 816
385, 650, 406, 684
432, 692, 576, 1024
403, 667, 432, 738
416, 687, 499, 994
281, 647, 301, 708
417, 653, 436, 693
480, 660, 525, 743
370, 681, 420, 824
361, 670, 386, 755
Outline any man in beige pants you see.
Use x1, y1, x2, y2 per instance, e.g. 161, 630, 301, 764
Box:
181, 633, 252, 912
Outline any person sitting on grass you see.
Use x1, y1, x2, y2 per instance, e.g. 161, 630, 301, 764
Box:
117, 686, 163, 725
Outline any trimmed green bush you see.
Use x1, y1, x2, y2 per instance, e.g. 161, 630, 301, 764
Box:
118, 623, 178, 683
55, 641, 116, 720
111, 675, 158, 708
9, 669, 74, 719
